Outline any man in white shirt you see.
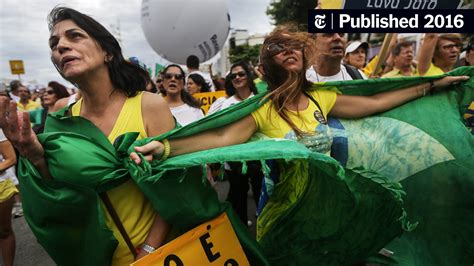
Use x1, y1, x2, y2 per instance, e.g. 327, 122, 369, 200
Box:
186, 55, 216, 91
306, 33, 367, 82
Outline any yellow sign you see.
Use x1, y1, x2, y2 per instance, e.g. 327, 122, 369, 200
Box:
194, 91, 227, 114
132, 213, 249, 266
9, 60, 25, 75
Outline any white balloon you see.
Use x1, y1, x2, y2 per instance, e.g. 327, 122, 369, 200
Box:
141, 0, 230, 65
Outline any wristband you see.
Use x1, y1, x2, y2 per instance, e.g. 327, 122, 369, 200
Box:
160, 139, 171, 161
140, 243, 156, 254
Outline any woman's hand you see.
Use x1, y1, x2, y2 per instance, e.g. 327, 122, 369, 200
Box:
432, 75, 470, 92
130, 140, 165, 164
0, 97, 44, 164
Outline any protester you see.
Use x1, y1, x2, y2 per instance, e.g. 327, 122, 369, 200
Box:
208, 61, 262, 225
155, 74, 164, 94
0, 7, 175, 264
7, 81, 21, 103
162, 64, 204, 126
186, 55, 215, 91
344, 41, 368, 70
307, 33, 367, 82
16, 85, 40, 111
29, 81, 70, 134
131, 26, 468, 211
418, 33, 462, 76
187, 73, 211, 95
382, 41, 418, 78
0, 129, 17, 266
133, 27, 467, 161
208, 62, 258, 114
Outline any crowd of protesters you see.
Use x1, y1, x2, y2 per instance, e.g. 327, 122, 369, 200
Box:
0, 5, 473, 265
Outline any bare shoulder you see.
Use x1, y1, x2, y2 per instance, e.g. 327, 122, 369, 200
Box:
141, 91, 168, 110
50, 97, 70, 112
141, 92, 175, 136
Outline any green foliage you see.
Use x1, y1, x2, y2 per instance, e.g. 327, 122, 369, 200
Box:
229, 44, 262, 65
266, 0, 315, 27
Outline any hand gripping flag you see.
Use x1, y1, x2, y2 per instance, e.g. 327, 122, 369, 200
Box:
17, 67, 473, 265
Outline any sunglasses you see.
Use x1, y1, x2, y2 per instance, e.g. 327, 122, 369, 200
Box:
229, 71, 246, 80
45, 90, 55, 95
266, 41, 305, 57
164, 73, 183, 80
156, 79, 162, 83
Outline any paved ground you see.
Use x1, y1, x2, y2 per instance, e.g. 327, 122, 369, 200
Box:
7, 180, 257, 265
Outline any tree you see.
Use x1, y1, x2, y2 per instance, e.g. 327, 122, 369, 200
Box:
229, 44, 262, 65
266, 0, 315, 27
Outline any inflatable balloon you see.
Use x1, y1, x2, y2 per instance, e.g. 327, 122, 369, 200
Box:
141, 0, 230, 64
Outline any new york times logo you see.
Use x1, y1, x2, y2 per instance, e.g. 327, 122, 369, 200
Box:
314, 14, 326, 29
308, 10, 472, 33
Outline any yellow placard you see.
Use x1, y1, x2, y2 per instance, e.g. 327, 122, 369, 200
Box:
9, 60, 25, 75
194, 91, 227, 114
131, 213, 249, 266
320, 0, 343, 9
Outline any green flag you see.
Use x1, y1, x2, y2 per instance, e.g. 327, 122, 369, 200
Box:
17, 67, 473, 265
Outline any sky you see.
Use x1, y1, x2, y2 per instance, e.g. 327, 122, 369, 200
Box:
0, 0, 273, 87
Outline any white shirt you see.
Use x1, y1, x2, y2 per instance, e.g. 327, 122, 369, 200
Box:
187, 70, 216, 91
0, 129, 17, 182
306, 65, 367, 83
207, 93, 255, 115
170, 104, 204, 126
9, 93, 20, 103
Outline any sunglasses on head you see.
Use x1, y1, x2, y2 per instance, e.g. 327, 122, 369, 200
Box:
164, 73, 183, 80
266, 41, 305, 57
45, 90, 55, 95
229, 71, 246, 80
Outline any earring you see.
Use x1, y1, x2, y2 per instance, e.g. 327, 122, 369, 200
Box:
105, 55, 112, 63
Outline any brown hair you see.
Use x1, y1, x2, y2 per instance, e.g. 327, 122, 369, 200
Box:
436, 33, 462, 52
259, 25, 315, 137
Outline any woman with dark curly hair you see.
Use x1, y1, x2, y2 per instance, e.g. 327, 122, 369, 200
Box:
29, 81, 70, 134
0, 7, 175, 264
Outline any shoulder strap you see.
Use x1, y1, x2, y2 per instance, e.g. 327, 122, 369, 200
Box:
99, 192, 138, 258
343, 64, 364, 80
303, 91, 327, 125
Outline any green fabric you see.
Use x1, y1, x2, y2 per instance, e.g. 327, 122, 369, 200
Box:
28, 108, 44, 126
315, 66, 474, 265
17, 66, 473, 265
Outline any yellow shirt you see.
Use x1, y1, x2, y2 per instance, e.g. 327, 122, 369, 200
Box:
419, 62, 445, 76
251, 90, 337, 138
382, 66, 418, 78
72, 92, 155, 265
17, 100, 41, 111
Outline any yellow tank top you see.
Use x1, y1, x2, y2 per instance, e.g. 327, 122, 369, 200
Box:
71, 92, 155, 265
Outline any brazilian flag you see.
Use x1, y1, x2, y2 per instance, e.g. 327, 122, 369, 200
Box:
17, 67, 473, 265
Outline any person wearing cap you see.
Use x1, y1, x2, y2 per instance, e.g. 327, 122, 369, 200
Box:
382, 41, 418, 78
418, 33, 462, 76
344, 41, 369, 70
